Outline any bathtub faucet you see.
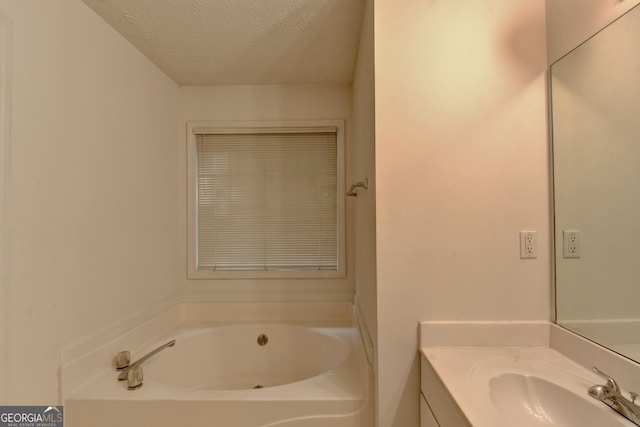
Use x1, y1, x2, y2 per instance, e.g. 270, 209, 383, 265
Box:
115, 340, 176, 388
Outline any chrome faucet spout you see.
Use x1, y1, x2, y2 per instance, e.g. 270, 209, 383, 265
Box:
588, 366, 640, 426
117, 340, 176, 381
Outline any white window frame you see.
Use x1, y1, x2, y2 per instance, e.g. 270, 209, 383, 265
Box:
187, 120, 346, 279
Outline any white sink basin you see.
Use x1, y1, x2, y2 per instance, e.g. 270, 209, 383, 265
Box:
489, 372, 627, 426
420, 323, 640, 426
467, 354, 634, 426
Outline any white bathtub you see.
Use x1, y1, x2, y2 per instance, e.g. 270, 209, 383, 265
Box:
65, 323, 372, 427
145, 324, 350, 391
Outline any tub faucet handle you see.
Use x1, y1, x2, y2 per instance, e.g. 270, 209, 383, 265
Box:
116, 340, 175, 381
127, 366, 143, 391
115, 350, 130, 370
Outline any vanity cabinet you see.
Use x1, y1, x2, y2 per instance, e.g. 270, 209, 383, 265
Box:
420, 393, 439, 427
420, 352, 472, 427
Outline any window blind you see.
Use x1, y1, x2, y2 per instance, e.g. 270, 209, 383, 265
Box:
195, 129, 338, 271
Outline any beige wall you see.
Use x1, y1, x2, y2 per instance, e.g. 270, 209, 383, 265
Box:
178, 85, 355, 302
546, 0, 640, 64
0, 0, 180, 403
0, 15, 9, 404
351, 0, 377, 421
374, 1, 550, 425
352, 0, 376, 357
4, 0, 637, 417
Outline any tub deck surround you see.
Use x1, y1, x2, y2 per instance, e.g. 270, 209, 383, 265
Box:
66, 325, 369, 427
59, 301, 354, 401
419, 321, 640, 427
68, 325, 364, 401
62, 302, 372, 427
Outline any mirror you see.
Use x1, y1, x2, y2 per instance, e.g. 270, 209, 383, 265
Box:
552, 4, 640, 363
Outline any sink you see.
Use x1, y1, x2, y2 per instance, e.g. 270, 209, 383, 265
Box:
420, 324, 640, 426
489, 373, 628, 426
467, 355, 634, 426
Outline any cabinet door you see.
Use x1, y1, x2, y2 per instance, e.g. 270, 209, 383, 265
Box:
420, 393, 440, 427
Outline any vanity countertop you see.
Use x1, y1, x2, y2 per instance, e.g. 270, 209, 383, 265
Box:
421, 346, 633, 426
419, 321, 639, 427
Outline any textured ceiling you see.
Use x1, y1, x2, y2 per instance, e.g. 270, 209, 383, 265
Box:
81, 0, 366, 86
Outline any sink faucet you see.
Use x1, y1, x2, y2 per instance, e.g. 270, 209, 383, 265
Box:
588, 366, 640, 426
114, 340, 176, 389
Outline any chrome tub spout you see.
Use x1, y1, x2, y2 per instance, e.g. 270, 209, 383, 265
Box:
115, 340, 176, 382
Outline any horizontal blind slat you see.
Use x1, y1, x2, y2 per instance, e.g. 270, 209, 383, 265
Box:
196, 130, 338, 271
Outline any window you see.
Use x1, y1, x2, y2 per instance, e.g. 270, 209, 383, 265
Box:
187, 121, 345, 279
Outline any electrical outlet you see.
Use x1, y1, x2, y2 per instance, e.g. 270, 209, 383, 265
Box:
520, 231, 537, 259
563, 230, 580, 258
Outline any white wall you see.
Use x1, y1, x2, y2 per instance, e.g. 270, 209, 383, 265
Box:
0, 0, 180, 404
7, 0, 631, 416
546, 0, 640, 64
351, 0, 377, 420
0, 15, 10, 404
374, 1, 550, 425
352, 0, 376, 357
179, 85, 355, 302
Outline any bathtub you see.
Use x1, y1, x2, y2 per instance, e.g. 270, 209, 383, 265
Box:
65, 323, 372, 427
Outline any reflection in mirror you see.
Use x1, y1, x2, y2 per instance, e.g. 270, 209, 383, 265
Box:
552, 4, 640, 363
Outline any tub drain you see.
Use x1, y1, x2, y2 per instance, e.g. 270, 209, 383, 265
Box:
257, 334, 268, 346
253, 384, 264, 389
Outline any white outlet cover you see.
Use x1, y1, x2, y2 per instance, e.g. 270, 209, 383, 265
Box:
520, 231, 537, 259
563, 230, 580, 258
